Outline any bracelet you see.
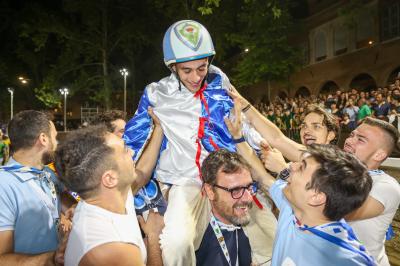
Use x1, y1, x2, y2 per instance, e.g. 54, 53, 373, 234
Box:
242, 103, 251, 113
232, 136, 246, 144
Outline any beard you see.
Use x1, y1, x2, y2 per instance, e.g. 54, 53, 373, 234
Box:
213, 194, 253, 226
41, 141, 55, 165
41, 150, 55, 165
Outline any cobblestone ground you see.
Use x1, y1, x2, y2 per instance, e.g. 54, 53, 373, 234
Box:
383, 167, 400, 266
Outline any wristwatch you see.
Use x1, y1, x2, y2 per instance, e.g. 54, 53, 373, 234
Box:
278, 167, 291, 181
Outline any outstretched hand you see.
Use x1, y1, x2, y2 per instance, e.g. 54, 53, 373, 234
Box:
224, 98, 243, 139
260, 141, 288, 173
148, 107, 161, 127
227, 85, 250, 107
138, 210, 164, 237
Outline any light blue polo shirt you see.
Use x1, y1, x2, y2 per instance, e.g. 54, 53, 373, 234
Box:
269, 179, 375, 266
0, 158, 60, 254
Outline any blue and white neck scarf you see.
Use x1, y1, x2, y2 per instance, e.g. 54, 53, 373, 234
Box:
0, 163, 60, 227
294, 217, 376, 266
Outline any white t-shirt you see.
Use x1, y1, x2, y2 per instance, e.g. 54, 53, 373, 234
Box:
65, 190, 146, 266
349, 170, 400, 266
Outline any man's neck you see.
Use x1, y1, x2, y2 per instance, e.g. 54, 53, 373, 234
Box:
85, 188, 128, 215
293, 209, 331, 227
13, 149, 44, 169
211, 208, 232, 225
365, 159, 381, 170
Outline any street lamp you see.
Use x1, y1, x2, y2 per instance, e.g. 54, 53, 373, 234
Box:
7, 88, 14, 120
120, 68, 129, 116
18, 76, 30, 84
59, 87, 69, 132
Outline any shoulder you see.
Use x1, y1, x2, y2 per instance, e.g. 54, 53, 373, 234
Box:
146, 74, 177, 95
0, 170, 24, 193
370, 172, 400, 206
208, 65, 231, 90
79, 242, 144, 266
371, 171, 400, 192
269, 179, 291, 211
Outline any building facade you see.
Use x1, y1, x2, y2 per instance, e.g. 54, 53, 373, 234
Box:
247, 0, 400, 101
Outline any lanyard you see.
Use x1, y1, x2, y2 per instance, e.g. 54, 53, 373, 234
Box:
210, 214, 239, 266
27, 174, 59, 220
294, 217, 376, 266
1, 164, 60, 222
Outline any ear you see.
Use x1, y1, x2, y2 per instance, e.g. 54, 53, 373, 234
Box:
36, 132, 48, 147
204, 184, 216, 201
326, 131, 335, 144
101, 170, 119, 189
373, 149, 388, 162
308, 190, 326, 207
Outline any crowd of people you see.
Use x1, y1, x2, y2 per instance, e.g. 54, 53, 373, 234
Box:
0, 19, 400, 266
254, 81, 400, 144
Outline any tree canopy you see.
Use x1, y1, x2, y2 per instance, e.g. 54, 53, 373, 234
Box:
0, 0, 301, 120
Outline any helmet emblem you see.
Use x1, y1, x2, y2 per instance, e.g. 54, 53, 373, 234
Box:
175, 21, 202, 51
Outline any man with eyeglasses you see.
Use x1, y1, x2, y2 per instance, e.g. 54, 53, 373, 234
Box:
195, 149, 260, 266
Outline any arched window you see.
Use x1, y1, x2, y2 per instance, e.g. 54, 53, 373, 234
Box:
320, 81, 339, 95
386, 66, 400, 84
350, 73, 377, 91
278, 91, 288, 100
315, 31, 327, 61
334, 25, 347, 55
295, 87, 311, 97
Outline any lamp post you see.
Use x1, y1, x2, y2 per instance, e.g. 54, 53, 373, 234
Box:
7, 88, 14, 120
120, 68, 129, 116
59, 88, 69, 132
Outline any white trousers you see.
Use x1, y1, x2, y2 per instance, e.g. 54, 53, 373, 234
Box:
159, 184, 276, 266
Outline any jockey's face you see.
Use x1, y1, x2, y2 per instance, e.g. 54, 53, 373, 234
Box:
174, 58, 208, 93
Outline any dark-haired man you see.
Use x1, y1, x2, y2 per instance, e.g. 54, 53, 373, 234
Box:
372, 93, 390, 121
0, 110, 65, 265
226, 105, 376, 265
231, 88, 400, 265
269, 145, 375, 265
244, 101, 338, 174
91, 109, 126, 138
56, 110, 164, 265
196, 149, 265, 266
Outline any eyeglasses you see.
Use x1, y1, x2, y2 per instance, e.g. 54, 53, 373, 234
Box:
213, 182, 258, 199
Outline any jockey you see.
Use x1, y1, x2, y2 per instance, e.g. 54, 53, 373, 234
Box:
124, 20, 276, 266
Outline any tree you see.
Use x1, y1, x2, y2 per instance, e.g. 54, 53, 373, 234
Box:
18, 0, 157, 109
225, 0, 301, 87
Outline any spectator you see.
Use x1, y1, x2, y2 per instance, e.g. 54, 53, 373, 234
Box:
196, 149, 276, 266
226, 107, 375, 265
266, 109, 276, 123
330, 103, 340, 118
357, 98, 372, 123
343, 99, 359, 130
266, 145, 375, 265
56, 123, 164, 266
0, 129, 9, 165
340, 113, 352, 132
373, 93, 391, 121
91, 109, 126, 138
0, 110, 67, 265
344, 117, 400, 265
